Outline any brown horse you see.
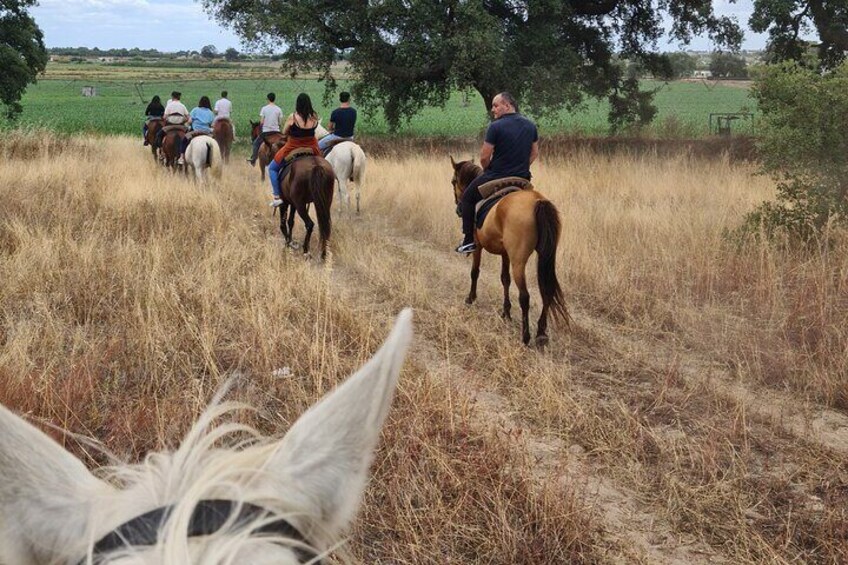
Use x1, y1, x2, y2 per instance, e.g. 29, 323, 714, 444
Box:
144, 118, 163, 161
250, 121, 285, 181
160, 129, 185, 171
450, 158, 569, 346
212, 118, 234, 163
277, 156, 335, 260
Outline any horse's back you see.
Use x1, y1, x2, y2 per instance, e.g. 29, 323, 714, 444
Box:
480, 190, 547, 255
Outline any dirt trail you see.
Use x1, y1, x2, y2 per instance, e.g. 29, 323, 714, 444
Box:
270, 194, 846, 562
309, 217, 724, 564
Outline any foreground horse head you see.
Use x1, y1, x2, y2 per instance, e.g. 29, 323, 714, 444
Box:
185, 136, 223, 184
279, 156, 336, 260
0, 310, 413, 564
450, 157, 569, 346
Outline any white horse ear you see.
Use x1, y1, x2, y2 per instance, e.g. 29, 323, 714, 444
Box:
270, 309, 413, 538
0, 404, 111, 562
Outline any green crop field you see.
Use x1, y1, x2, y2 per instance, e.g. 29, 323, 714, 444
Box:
4, 64, 755, 138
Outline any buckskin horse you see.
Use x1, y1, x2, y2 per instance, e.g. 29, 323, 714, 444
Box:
250, 121, 285, 181
450, 158, 569, 346
277, 152, 335, 260
0, 310, 412, 565
144, 118, 164, 161
212, 118, 234, 163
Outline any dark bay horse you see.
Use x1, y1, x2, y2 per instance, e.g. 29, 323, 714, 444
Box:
144, 118, 163, 161
450, 158, 569, 346
212, 118, 234, 163
160, 129, 185, 171
250, 121, 285, 181
278, 156, 335, 260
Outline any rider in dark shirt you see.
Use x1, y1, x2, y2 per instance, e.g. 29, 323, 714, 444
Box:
143, 95, 165, 145
319, 91, 357, 151
456, 92, 539, 253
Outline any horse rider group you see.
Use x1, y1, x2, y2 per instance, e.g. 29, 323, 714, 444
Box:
146, 91, 235, 165
143, 87, 534, 258
246, 91, 358, 207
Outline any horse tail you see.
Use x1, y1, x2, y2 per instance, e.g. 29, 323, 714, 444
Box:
310, 161, 333, 246
534, 199, 570, 327
208, 138, 223, 179
351, 144, 366, 189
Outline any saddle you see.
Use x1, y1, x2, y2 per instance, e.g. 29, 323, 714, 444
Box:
162, 124, 188, 134
321, 137, 353, 158
186, 130, 211, 140
474, 177, 535, 229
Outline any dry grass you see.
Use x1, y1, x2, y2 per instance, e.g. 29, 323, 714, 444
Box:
1, 131, 846, 563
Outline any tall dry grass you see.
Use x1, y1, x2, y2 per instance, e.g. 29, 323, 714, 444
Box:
2, 131, 845, 563
0, 132, 602, 563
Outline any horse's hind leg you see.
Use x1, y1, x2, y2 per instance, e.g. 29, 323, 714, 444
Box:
511, 257, 531, 345
279, 203, 291, 244
286, 204, 297, 247
536, 302, 551, 347
500, 254, 512, 320
296, 204, 315, 255
466, 247, 482, 305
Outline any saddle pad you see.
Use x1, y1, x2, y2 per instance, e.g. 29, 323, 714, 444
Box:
321, 137, 353, 158
477, 176, 533, 199
162, 124, 188, 134
475, 187, 520, 229
285, 147, 315, 162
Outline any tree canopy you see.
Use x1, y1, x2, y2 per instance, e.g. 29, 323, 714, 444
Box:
1, 0, 48, 119
202, 0, 743, 130
751, 0, 848, 69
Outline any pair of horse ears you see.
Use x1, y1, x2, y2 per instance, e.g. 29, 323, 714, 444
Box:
0, 310, 413, 561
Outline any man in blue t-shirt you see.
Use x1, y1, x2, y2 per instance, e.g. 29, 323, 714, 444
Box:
456, 92, 539, 253
319, 91, 357, 151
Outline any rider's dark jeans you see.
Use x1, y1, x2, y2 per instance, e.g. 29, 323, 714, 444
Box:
250, 132, 269, 161
460, 171, 507, 237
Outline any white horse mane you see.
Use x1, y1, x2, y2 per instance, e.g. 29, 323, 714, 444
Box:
0, 310, 412, 565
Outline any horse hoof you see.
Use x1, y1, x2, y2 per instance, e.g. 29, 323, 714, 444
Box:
465, 296, 475, 305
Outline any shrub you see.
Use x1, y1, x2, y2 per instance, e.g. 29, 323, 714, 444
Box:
744, 61, 848, 240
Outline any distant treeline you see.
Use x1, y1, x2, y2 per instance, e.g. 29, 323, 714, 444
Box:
47, 47, 281, 61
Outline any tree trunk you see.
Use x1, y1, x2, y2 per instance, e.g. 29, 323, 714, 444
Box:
475, 85, 497, 120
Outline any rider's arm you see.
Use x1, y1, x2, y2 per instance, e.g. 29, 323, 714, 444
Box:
529, 141, 539, 165
479, 142, 494, 170
282, 114, 294, 135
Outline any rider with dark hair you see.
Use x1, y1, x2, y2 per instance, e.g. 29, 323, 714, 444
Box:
178, 96, 215, 165
247, 92, 282, 166
455, 91, 539, 253
143, 95, 165, 145
267, 93, 322, 206
318, 91, 357, 152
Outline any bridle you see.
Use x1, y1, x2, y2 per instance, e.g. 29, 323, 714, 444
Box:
78, 499, 320, 564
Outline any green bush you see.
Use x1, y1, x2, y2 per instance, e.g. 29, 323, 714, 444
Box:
745, 61, 848, 240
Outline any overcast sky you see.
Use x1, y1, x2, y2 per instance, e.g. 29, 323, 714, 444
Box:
32, 0, 778, 52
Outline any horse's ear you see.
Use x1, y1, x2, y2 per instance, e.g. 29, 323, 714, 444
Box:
268, 309, 412, 540
450, 155, 457, 168
0, 404, 112, 562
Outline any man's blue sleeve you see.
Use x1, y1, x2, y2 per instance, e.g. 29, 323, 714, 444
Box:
484, 121, 499, 145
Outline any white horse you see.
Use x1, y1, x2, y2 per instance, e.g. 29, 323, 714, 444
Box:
0, 310, 412, 564
316, 125, 367, 214
185, 135, 223, 184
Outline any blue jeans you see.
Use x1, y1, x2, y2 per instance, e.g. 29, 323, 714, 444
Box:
269, 159, 282, 198
318, 133, 350, 150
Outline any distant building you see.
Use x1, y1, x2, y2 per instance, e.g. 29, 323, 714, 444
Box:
693, 70, 713, 79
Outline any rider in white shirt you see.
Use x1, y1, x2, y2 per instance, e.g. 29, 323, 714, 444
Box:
213, 90, 236, 139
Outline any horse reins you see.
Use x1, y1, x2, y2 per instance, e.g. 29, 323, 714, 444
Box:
78, 499, 321, 564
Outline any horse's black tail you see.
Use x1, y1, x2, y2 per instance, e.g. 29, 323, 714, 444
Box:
535, 199, 570, 327
310, 161, 333, 253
